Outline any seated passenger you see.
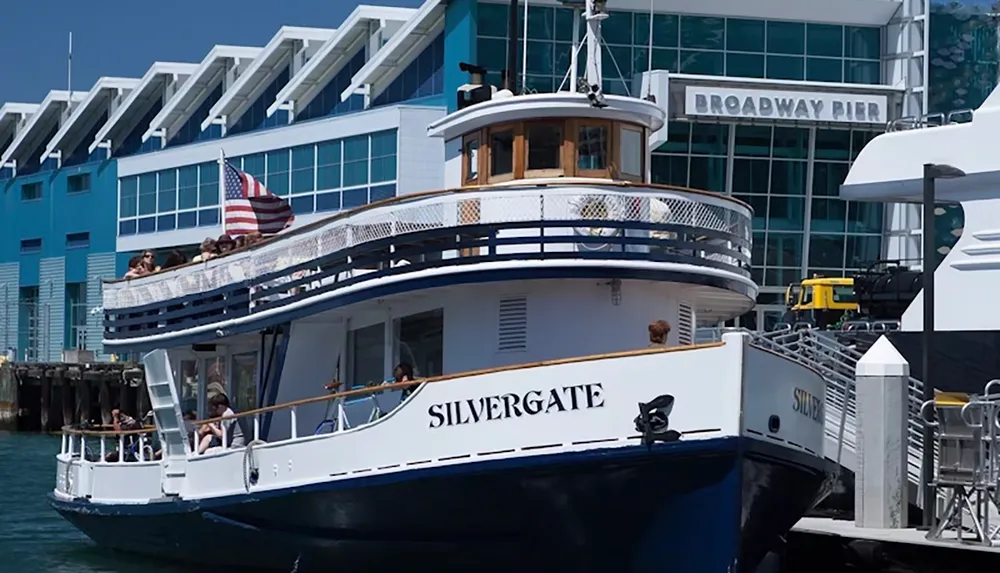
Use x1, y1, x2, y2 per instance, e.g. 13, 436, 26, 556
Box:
122, 255, 147, 279
104, 407, 143, 462
161, 250, 187, 270
140, 250, 160, 273
217, 234, 236, 255
648, 319, 671, 348
191, 238, 218, 263
197, 394, 245, 454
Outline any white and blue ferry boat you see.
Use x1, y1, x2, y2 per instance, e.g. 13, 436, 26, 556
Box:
50, 2, 832, 571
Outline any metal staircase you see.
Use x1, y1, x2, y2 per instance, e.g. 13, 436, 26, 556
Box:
699, 327, 930, 506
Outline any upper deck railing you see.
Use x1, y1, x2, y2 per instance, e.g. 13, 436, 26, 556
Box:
102, 181, 752, 343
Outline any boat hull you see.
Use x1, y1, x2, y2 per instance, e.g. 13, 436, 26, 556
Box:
50, 436, 829, 573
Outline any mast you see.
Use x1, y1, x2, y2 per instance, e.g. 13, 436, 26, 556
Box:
584, 0, 608, 106
506, 0, 519, 93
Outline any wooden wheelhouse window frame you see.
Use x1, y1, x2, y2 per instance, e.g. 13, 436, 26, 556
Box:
523, 121, 565, 178
458, 118, 649, 185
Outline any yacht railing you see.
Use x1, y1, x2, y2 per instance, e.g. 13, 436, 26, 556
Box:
60, 423, 159, 462
887, 109, 975, 132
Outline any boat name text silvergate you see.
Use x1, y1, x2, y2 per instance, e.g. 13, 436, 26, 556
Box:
427, 383, 605, 428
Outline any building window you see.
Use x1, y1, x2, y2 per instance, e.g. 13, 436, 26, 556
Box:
65, 283, 87, 350
21, 182, 41, 201
66, 232, 90, 249
67, 173, 91, 193
19, 238, 41, 254
477, 6, 882, 90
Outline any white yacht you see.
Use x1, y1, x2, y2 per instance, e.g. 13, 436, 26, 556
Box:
50, 3, 832, 571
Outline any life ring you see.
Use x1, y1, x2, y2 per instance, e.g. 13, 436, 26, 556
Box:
571, 195, 625, 244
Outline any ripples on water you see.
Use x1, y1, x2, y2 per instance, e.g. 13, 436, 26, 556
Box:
0, 433, 191, 573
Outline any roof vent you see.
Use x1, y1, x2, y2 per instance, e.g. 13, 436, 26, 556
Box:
677, 303, 694, 346
497, 296, 528, 352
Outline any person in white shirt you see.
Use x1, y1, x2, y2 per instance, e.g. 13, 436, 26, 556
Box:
197, 393, 245, 453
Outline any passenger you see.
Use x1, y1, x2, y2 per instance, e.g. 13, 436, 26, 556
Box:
104, 406, 143, 462
245, 232, 264, 247
394, 362, 420, 399
123, 255, 147, 279
161, 250, 187, 270
140, 250, 160, 273
217, 234, 236, 255
191, 238, 218, 263
234, 235, 246, 250
197, 393, 245, 454
648, 319, 671, 348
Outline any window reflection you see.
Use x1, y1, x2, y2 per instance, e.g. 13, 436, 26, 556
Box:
231, 353, 259, 414
464, 137, 479, 182
620, 127, 643, 176
490, 129, 514, 177
577, 126, 608, 170
177, 360, 198, 415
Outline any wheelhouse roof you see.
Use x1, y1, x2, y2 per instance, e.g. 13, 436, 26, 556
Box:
267, 5, 415, 119
1, 91, 85, 168
339, 0, 445, 105
87, 61, 199, 155
0, 103, 39, 158
200, 26, 336, 133
40, 77, 140, 163
142, 45, 262, 144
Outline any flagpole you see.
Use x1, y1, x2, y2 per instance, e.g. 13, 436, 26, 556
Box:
218, 148, 226, 235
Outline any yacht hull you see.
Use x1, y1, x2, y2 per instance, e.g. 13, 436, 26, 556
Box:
51, 437, 828, 573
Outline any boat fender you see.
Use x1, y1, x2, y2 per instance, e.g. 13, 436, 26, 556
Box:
634, 394, 682, 446
243, 440, 267, 491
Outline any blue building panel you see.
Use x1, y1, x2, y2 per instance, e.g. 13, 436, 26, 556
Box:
86, 252, 116, 359
230, 67, 292, 136
169, 83, 225, 148
0, 263, 18, 355
297, 50, 368, 122
373, 33, 445, 107
39, 257, 66, 362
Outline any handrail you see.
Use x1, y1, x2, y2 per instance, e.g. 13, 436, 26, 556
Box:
61, 423, 158, 437
191, 341, 726, 427
106, 180, 752, 285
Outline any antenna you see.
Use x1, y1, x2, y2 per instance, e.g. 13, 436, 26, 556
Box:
646, 0, 653, 93
583, 0, 608, 107
67, 32, 73, 103
521, 0, 529, 93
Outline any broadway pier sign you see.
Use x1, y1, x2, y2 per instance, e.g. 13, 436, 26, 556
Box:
428, 383, 605, 428
685, 86, 888, 124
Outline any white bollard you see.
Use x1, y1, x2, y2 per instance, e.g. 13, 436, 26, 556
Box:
854, 335, 909, 529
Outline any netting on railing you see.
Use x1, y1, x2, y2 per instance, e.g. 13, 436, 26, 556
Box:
104, 185, 752, 310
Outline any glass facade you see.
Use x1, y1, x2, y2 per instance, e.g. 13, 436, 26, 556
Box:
476, 2, 882, 94
118, 129, 398, 236
653, 123, 883, 290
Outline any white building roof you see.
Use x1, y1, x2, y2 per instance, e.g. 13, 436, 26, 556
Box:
200, 26, 336, 133
267, 5, 415, 118
0, 103, 38, 158
141, 45, 262, 144
88, 62, 199, 155
340, 0, 445, 105
40, 77, 140, 164
1, 91, 85, 168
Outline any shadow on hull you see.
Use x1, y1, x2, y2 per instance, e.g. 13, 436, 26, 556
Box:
52, 438, 828, 573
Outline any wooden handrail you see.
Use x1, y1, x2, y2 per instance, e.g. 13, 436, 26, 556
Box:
62, 423, 158, 437
104, 181, 749, 285
192, 341, 726, 427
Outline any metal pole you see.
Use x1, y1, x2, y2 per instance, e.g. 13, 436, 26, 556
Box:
505, 0, 519, 93
921, 162, 936, 529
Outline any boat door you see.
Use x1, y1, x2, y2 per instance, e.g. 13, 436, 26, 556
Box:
142, 349, 189, 496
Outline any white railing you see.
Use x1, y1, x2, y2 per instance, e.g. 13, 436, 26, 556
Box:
887, 108, 974, 132
103, 181, 752, 310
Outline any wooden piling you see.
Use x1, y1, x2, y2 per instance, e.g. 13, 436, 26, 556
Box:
99, 380, 111, 425
39, 377, 50, 432
78, 380, 91, 425
60, 375, 73, 428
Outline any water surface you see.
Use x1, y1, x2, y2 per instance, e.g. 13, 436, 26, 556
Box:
0, 432, 189, 573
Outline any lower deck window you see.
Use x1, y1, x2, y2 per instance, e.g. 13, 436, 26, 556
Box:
395, 309, 444, 378
350, 323, 386, 388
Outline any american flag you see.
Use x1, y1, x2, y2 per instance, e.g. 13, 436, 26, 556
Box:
223, 160, 294, 236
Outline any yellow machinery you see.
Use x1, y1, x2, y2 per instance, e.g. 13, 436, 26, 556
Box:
784, 276, 859, 329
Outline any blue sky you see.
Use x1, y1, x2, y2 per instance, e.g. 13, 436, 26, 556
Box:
0, 0, 423, 105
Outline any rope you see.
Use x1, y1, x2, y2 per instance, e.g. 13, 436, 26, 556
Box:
242, 439, 267, 492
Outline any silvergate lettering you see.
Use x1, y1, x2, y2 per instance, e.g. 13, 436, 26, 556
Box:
427, 383, 605, 428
